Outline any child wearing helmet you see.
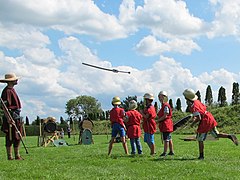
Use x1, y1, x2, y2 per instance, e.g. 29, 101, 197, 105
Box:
108, 96, 129, 156
183, 89, 238, 160
157, 91, 174, 157
139, 93, 157, 155
124, 100, 143, 155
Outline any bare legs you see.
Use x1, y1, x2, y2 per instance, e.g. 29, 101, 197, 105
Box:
169, 140, 174, 153
147, 143, 155, 155
198, 141, 204, 159
217, 133, 238, 145
197, 133, 238, 160
108, 136, 129, 156
160, 140, 174, 156
121, 137, 129, 155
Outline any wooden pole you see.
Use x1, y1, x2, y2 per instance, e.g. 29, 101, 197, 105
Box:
22, 121, 27, 144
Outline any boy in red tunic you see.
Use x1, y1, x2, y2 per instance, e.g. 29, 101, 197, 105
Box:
157, 91, 174, 157
108, 96, 129, 155
140, 93, 157, 155
183, 89, 238, 160
124, 100, 143, 155
0, 73, 23, 160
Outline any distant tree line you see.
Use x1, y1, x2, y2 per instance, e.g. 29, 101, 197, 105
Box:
63, 82, 239, 121
0, 82, 239, 125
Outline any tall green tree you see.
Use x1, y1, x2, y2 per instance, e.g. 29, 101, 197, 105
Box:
232, 82, 240, 105
65, 95, 102, 120
176, 98, 182, 111
25, 116, 30, 125
196, 90, 201, 102
218, 86, 227, 107
32, 116, 41, 125
169, 99, 173, 109
105, 110, 110, 120
205, 85, 213, 106
60, 116, 65, 124
69, 117, 73, 124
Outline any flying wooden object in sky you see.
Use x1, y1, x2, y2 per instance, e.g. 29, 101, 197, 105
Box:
82, 62, 131, 74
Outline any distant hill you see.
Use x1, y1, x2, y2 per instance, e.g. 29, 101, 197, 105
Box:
172, 104, 240, 134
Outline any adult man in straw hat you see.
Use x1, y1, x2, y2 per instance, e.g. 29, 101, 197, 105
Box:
108, 96, 129, 156
0, 73, 23, 160
139, 93, 157, 155
183, 88, 238, 160
124, 100, 143, 155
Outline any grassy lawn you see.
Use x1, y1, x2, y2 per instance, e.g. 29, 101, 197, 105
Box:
0, 134, 239, 180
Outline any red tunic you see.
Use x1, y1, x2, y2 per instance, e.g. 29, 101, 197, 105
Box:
1, 86, 21, 110
109, 107, 125, 127
125, 110, 142, 138
157, 102, 173, 132
142, 105, 157, 134
190, 100, 218, 133
1, 86, 22, 139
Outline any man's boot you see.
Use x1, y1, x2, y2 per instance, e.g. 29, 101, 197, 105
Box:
14, 147, 23, 160
6, 146, 14, 160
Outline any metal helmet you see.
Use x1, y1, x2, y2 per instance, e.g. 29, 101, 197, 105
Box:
158, 91, 168, 103
158, 91, 168, 97
112, 96, 121, 105
143, 93, 154, 100
129, 100, 138, 110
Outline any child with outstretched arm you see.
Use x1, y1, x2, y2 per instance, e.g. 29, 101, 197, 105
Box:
183, 89, 238, 160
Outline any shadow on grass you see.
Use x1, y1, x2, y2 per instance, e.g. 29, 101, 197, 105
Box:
152, 156, 197, 161
109, 154, 158, 162
109, 154, 130, 159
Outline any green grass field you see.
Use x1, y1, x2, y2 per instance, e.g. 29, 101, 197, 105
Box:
0, 134, 239, 180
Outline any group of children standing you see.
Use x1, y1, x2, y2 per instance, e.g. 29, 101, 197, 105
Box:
108, 91, 175, 157
108, 89, 238, 160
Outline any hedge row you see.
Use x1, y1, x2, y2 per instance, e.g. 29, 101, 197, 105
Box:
1, 104, 239, 136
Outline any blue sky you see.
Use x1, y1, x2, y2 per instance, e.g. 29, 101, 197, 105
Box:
0, 0, 240, 122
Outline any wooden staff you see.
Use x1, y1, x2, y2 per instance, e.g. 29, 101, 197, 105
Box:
106, 120, 109, 140
37, 118, 42, 147
39, 119, 42, 138
0, 97, 29, 154
22, 121, 27, 144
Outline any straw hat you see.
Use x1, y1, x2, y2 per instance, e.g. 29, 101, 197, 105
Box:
0, 73, 20, 83
183, 89, 198, 101
112, 96, 121, 105
46, 116, 56, 122
143, 93, 154, 100
129, 100, 138, 110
